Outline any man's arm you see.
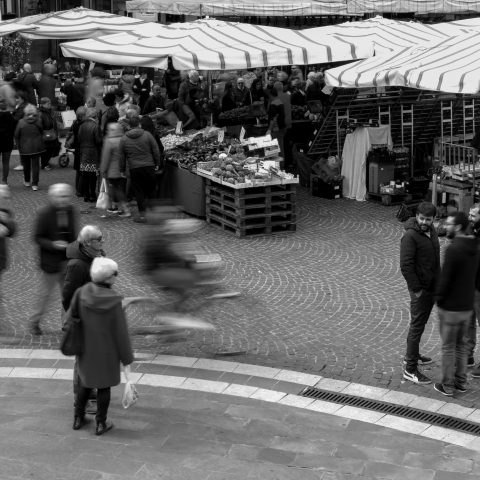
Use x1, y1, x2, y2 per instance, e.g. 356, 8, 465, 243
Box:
62, 261, 86, 311
400, 234, 422, 292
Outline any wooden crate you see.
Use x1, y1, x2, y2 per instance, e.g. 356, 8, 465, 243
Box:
205, 179, 297, 237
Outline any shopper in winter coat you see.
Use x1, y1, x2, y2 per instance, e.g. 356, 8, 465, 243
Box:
61, 70, 85, 113
37, 64, 57, 107
434, 211, 479, 396
17, 63, 38, 105
118, 67, 136, 99
14, 104, 45, 190
400, 202, 440, 385
78, 107, 102, 203
119, 111, 160, 222
100, 123, 130, 217
0, 185, 16, 279
100, 92, 119, 135
38, 97, 59, 169
0, 97, 15, 184
132, 69, 152, 112
71, 257, 134, 435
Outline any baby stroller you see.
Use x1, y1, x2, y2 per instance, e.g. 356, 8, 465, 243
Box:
57, 145, 72, 168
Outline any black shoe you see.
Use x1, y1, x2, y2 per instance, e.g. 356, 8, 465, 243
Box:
434, 383, 454, 396
30, 324, 42, 336
403, 368, 432, 385
468, 357, 475, 368
95, 420, 113, 436
403, 354, 433, 366
454, 383, 468, 393
73, 416, 87, 430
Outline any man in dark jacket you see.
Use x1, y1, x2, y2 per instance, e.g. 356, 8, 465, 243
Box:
37, 64, 57, 108
17, 64, 38, 106
29, 183, 78, 335
434, 212, 479, 396
400, 201, 440, 385
119, 110, 161, 223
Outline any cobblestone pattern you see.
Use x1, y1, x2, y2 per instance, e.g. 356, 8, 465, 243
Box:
1, 163, 478, 408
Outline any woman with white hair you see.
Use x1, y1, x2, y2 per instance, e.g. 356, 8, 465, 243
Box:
69, 257, 133, 435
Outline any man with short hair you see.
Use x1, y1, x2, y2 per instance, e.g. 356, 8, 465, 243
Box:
141, 84, 165, 115
400, 201, 440, 384
434, 212, 479, 396
29, 183, 79, 335
119, 110, 161, 223
17, 63, 38, 106
232, 77, 251, 107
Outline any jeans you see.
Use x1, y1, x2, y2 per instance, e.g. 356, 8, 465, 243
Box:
465, 290, 480, 359
438, 307, 471, 388
405, 289, 434, 371
29, 269, 65, 328
0, 151, 11, 182
76, 385, 110, 424
21, 154, 40, 186
130, 166, 156, 213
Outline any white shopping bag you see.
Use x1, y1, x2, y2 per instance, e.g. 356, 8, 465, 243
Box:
122, 381, 139, 409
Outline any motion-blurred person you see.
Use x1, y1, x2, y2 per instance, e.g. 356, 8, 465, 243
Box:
132, 69, 152, 112
14, 104, 45, 191
100, 123, 130, 217
0, 97, 15, 184
119, 110, 161, 223
266, 87, 286, 159
70, 257, 134, 435
221, 82, 237, 112
289, 77, 306, 106
17, 63, 38, 106
30, 183, 79, 335
164, 57, 181, 100
67, 106, 86, 196
61, 70, 85, 113
141, 84, 165, 115
114, 88, 131, 118
100, 92, 119, 135
38, 97, 59, 170
118, 67, 135, 99
37, 63, 57, 108
78, 107, 102, 203
434, 212, 479, 396
0, 185, 16, 311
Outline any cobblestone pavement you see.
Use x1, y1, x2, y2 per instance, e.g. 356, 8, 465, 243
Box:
1, 161, 479, 408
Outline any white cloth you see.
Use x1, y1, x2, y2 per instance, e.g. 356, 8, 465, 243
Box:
367, 125, 393, 150
341, 127, 371, 201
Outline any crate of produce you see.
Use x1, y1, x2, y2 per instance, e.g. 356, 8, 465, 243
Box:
310, 175, 343, 199
205, 179, 297, 237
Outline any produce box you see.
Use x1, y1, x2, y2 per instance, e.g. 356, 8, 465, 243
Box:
311, 175, 343, 199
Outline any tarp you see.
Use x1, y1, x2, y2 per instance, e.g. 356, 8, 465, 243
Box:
60, 18, 373, 70
14, 7, 146, 40
347, 0, 480, 14
324, 33, 480, 94
125, 0, 349, 16
0, 19, 37, 37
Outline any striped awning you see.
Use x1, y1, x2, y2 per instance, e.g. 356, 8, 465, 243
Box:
347, 0, 480, 15
324, 33, 480, 94
0, 18, 37, 37
15, 7, 146, 40
125, 0, 349, 16
60, 18, 373, 70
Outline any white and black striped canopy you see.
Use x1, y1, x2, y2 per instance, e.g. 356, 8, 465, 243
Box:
0, 18, 37, 37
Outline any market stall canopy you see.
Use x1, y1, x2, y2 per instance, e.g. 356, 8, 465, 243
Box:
14, 7, 146, 40
347, 0, 480, 14
125, 0, 349, 16
306, 16, 476, 55
324, 33, 480, 94
0, 19, 37, 36
60, 18, 373, 70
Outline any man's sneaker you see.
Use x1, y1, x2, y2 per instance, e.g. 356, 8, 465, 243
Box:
118, 211, 132, 218
471, 366, 480, 378
14, 165, 24, 171
107, 207, 118, 214
403, 354, 433, 366
44, 165, 52, 171
31, 186, 38, 191
434, 383, 454, 396
24, 181, 30, 187
403, 368, 432, 385
454, 383, 468, 393
468, 357, 475, 368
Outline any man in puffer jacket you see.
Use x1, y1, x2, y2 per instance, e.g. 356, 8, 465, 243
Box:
119, 110, 160, 223
400, 201, 440, 385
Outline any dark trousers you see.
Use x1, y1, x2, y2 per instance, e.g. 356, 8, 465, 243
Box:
107, 177, 126, 203
21, 154, 40, 186
73, 359, 96, 405
76, 385, 110, 424
405, 289, 434, 371
41, 142, 56, 168
130, 166, 156, 213
80, 171, 97, 202
75, 171, 82, 196
0, 151, 11, 182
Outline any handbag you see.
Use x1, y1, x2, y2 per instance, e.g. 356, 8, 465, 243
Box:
96, 178, 110, 210
60, 312, 83, 356
42, 128, 58, 142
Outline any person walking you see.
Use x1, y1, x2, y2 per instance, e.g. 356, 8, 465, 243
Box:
400, 201, 440, 385
119, 110, 160, 223
17, 63, 38, 106
0, 185, 16, 313
0, 97, 15, 185
37, 64, 57, 108
434, 211, 479, 396
78, 107, 102, 203
14, 104, 45, 191
70, 256, 134, 435
38, 97, 59, 170
29, 183, 78, 335
266, 86, 286, 159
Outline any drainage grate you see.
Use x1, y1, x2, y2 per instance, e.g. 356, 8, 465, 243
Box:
300, 387, 480, 435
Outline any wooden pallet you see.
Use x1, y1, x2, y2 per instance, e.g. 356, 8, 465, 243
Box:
366, 192, 413, 206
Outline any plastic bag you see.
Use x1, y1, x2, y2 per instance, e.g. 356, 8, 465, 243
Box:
96, 178, 109, 210
122, 381, 139, 409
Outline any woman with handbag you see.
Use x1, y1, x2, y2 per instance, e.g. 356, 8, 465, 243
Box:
14, 104, 45, 191
69, 256, 134, 435
38, 97, 59, 170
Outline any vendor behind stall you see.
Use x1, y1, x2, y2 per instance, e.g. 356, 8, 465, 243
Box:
177, 70, 206, 130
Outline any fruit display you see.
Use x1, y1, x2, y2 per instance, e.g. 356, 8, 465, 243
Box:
217, 106, 268, 126
161, 133, 189, 151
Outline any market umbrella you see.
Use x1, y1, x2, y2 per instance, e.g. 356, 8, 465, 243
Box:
324, 33, 480, 94
0, 19, 37, 36
14, 7, 146, 40
60, 18, 374, 70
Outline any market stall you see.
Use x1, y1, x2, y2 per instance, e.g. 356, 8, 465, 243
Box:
0, 19, 37, 36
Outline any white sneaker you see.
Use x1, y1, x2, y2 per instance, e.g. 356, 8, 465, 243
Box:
32, 186, 38, 191
24, 181, 31, 187
14, 165, 24, 171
